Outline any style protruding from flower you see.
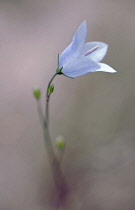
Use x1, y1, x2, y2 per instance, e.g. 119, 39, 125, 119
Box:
58, 21, 116, 78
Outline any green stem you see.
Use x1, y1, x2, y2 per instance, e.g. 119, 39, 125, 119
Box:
43, 73, 69, 207
44, 73, 58, 164
45, 73, 58, 127
37, 100, 44, 126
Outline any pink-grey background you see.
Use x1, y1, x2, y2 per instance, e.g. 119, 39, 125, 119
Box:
0, 0, 135, 209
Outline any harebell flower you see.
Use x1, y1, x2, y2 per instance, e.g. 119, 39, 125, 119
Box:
57, 21, 116, 77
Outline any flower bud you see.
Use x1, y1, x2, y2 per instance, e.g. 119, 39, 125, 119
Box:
48, 85, 54, 94
33, 88, 41, 100
56, 136, 65, 149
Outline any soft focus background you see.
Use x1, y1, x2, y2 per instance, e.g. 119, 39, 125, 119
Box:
0, 0, 135, 209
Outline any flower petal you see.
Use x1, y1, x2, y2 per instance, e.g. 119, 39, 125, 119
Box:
96, 63, 116, 73
81, 41, 108, 62
59, 21, 87, 67
62, 56, 100, 77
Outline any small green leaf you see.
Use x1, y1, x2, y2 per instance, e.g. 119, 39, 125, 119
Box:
48, 85, 54, 94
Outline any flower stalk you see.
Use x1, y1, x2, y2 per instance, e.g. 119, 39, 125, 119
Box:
36, 73, 69, 207
45, 73, 57, 126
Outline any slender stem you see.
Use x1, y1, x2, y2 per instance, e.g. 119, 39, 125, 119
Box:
57, 145, 66, 164
37, 100, 44, 127
44, 73, 58, 162
45, 73, 58, 126
43, 73, 69, 207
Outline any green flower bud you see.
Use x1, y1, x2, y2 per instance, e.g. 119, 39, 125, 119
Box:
33, 88, 41, 100
56, 136, 65, 149
48, 85, 54, 94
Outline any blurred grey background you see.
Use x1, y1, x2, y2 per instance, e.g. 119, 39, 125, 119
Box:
0, 0, 135, 209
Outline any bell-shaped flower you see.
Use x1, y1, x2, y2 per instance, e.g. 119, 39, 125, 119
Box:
58, 21, 116, 77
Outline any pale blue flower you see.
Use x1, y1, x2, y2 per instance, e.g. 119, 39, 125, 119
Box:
59, 21, 116, 77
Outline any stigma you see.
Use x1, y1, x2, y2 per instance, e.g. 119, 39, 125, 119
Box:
84, 45, 99, 56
